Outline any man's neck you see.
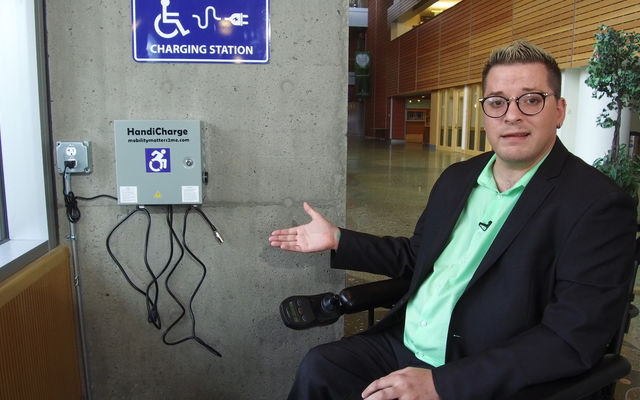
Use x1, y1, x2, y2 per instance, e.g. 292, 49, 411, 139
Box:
492, 164, 527, 192
491, 140, 555, 192
492, 156, 545, 192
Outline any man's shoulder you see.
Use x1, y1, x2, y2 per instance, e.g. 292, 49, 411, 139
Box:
547, 149, 624, 193
533, 148, 635, 218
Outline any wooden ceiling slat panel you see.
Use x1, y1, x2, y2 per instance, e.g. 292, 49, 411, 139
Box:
374, 0, 640, 94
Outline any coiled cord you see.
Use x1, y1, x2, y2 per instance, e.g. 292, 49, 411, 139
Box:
107, 205, 222, 357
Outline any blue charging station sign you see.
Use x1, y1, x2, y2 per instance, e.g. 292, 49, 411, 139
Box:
131, 0, 270, 63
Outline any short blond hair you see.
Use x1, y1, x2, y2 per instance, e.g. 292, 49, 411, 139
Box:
481, 40, 561, 96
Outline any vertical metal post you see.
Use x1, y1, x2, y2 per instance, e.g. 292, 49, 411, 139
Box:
65, 172, 92, 400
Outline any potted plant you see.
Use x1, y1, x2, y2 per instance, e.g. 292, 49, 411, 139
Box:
592, 144, 640, 199
585, 25, 640, 199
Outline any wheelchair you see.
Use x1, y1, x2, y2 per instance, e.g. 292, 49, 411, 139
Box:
280, 238, 640, 400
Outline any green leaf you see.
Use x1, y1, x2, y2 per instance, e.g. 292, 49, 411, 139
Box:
585, 25, 640, 152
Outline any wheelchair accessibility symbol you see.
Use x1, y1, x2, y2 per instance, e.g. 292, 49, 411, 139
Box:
153, 0, 251, 39
155, 0, 190, 39
146, 148, 171, 173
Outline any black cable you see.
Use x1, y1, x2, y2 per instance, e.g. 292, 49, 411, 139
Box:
190, 206, 224, 245
106, 206, 164, 329
144, 207, 175, 329
62, 166, 81, 223
140, 207, 162, 329
61, 167, 117, 223
162, 206, 222, 357
162, 206, 188, 344
106, 207, 147, 296
76, 194, 118, 201
63, 171, 221, 355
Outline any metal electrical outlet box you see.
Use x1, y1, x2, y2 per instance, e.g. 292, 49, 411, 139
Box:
114, 120, 205, 205
56, 141, 92, 174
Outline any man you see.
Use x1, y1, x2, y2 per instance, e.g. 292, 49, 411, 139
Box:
269, 40, 637, 399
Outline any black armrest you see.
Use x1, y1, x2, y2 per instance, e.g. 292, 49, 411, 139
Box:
339, 278, 410, 314
279, 278, 410, 330
507, 354, 630, 400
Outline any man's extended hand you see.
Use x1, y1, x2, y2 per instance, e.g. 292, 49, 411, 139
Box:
362, 367, 441, 400
269, 202, 340, 253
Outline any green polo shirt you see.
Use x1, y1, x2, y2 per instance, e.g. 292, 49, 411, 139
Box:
403, 153, 546, 367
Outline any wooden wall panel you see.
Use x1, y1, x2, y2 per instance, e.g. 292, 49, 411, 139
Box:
438, 0, 472, 87
439, 0, 472, 47
368, 0, 393, 134
398, 30, 417, 94
0, 246, 82, 400
416, 21, 440, 91
439, 40, 471, 87
373, 90, 388, 130
391, 97, 406, 139
386, 39, 399, 97
573, 0, 640, 65
514, 0, 575, 67
365, 0, 376, 137
470, 0, 512, 84
407, 120, 427, 136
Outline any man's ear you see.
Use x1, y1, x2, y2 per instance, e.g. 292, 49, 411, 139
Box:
556, 97, 567, 129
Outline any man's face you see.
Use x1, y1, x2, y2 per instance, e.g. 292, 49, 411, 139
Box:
483, 63, 566, 171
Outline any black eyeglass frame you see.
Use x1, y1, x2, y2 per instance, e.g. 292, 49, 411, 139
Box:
478, 92, 554, 118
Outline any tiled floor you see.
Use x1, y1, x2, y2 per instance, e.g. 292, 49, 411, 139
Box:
342, 137, 640, 399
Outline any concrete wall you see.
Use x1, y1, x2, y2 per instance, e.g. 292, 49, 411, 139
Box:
46, 1, 347, 398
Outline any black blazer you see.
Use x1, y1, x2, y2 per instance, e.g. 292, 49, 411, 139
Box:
331, 140, 637, 399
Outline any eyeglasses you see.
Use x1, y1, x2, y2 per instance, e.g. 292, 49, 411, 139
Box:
478, 92, 553, 118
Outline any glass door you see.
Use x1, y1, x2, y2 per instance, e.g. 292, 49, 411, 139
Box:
437, 87, 465, 152
454, 89, 464, 152
465, 84, 491, 155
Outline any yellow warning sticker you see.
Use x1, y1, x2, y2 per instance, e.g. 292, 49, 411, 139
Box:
154, 192, 161, 198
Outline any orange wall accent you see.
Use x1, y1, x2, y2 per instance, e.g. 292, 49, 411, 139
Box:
398, 30, 418, 94
0, 246, 82, 400
391, 97, 406, 139
406, 121, 426, 136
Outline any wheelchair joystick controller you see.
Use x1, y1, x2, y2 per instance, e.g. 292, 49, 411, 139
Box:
280, 292, 343, 330
321, 294, 341, 312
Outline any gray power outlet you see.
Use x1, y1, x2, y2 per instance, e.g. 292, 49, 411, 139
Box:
56, 141, 92, 174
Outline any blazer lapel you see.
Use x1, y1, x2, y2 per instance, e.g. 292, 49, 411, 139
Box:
466, 139, 568, 289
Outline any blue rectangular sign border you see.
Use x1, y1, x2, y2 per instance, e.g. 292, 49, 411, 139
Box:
131, 0, 270, 64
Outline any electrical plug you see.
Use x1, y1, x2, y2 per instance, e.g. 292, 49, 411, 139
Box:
64, 159, 77, 169
225, 13, 248, 26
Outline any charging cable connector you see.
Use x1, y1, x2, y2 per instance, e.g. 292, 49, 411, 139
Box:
225, 13, 248, 26
214, 231, 224, 244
